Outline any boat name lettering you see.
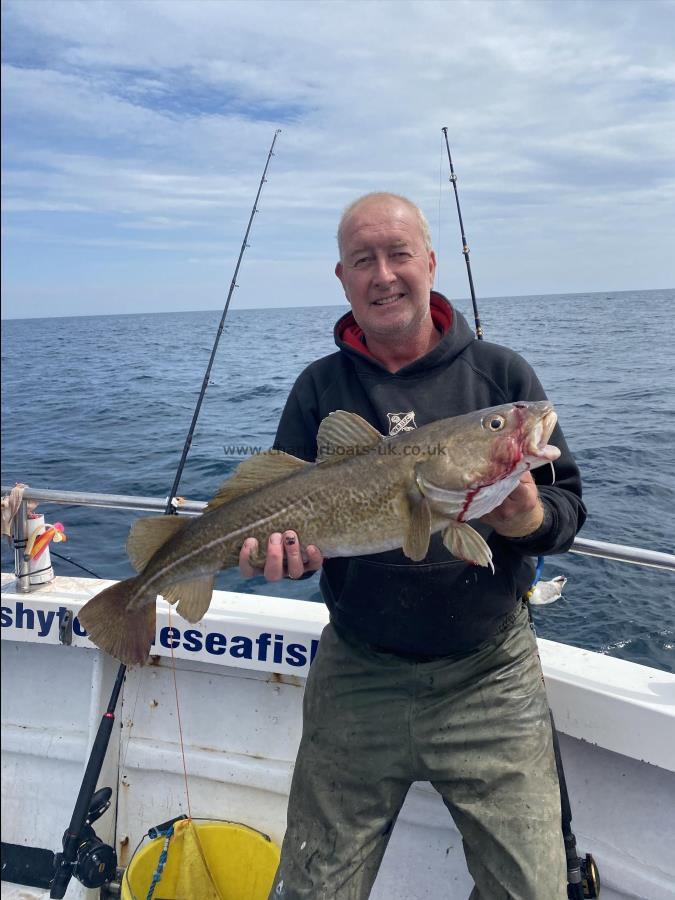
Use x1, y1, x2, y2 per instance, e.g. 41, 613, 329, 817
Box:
158, 625, 319, 666
1, 601, 86, 638
1, 600, 320, 671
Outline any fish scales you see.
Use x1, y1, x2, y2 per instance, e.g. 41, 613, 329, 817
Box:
134, 457, 403, 604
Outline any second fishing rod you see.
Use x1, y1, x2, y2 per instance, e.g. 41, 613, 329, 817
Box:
441, 126, 483, 341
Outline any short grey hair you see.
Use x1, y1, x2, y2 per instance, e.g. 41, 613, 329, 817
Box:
337, 192, 433, 259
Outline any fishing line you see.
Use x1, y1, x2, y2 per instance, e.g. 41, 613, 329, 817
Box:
167, 604, 193, 820
441, 127, 483, 340
49, 550, 102, 579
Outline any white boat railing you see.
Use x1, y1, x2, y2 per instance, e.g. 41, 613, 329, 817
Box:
3, 486, 675, 588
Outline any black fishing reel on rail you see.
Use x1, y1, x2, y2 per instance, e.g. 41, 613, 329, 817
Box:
51, 787, 117, 897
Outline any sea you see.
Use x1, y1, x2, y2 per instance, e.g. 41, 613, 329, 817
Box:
2, 288, 674, 673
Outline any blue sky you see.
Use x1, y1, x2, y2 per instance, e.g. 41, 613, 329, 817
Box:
2, 0, 674, 319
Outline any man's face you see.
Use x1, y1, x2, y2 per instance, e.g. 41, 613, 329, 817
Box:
335, 198, 436, 343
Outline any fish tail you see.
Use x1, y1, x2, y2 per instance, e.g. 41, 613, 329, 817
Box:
78, 577, 156, 667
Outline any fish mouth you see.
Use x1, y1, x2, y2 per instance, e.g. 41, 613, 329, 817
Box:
526, 409, 560, 461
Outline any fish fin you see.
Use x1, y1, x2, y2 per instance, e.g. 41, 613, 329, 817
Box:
402, 494, 431, 562
78, 577, 156, 667
127, 516, 189, 573
205, 451, 309, 511
162, 575, 215, 623
316, 410, 383, 463
414, 470, 466, 513
442, 522, 494, 571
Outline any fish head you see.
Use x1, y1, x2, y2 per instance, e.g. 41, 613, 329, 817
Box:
414, 401, 561, 504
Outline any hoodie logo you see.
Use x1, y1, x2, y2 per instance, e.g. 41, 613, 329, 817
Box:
387, 412, 417, 435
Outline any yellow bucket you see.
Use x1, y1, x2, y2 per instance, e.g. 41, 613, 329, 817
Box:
121, 820, 280, 900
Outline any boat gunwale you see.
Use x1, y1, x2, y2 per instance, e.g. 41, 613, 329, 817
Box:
3, 484, 674, 571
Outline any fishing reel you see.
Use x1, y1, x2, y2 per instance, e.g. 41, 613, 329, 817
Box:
51, 787, 118, 897
566, 847, 600, 899
579, 852, 600, 898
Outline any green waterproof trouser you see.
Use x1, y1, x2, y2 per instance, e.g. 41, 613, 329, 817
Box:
270, 603, 567, 900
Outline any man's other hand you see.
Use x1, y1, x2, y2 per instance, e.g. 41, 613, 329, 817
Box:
480, 472, 545, 538
239, 531, 324, 582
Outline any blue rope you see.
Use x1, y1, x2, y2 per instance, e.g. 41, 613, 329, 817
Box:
146, 825, 174, 900
524, 556, 547, 638
524, 556, 546, 602
532, 555, 545, 587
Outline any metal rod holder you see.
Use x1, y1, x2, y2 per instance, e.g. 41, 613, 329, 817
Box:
13, 499, 31, 593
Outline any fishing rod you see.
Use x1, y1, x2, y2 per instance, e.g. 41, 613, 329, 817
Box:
164, 128, 282, 515
50, 130, 282, 898
50, 668, 124, 897
550, 709, 600, 900
441, 127, 483, 340
441, 128, 599, 898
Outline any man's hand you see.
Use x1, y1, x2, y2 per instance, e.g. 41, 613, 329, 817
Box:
239, 531, 324, 582
480, 472, 545, 538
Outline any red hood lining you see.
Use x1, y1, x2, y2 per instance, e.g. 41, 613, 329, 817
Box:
338, 292, 454, 360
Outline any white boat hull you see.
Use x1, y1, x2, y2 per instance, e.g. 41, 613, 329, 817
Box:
2, 573, 674, 899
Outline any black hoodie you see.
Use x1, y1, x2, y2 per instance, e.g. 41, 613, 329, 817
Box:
274, 293, 585, 657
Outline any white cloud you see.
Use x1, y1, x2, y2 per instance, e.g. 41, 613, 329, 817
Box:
2, 0, 674, 318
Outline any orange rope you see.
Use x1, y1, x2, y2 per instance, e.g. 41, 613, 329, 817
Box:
167, 605, 192, 819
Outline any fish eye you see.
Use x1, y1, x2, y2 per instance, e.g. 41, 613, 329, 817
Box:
483, 414, 506, 432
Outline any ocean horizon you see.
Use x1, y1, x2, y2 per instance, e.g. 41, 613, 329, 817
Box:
3, 285, 673, 321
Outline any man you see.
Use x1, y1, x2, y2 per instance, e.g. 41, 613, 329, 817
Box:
240, 193, 585, 899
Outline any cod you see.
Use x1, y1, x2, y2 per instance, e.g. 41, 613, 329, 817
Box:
79, 401, 560, 666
